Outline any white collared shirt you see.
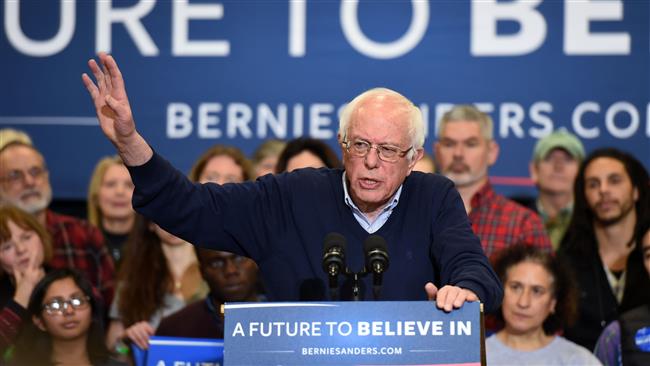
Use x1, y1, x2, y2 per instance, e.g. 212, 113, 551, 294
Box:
341, 172, 402, 233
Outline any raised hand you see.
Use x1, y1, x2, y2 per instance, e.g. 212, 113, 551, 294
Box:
82, 53, 152, 166
425, 282, 478, 312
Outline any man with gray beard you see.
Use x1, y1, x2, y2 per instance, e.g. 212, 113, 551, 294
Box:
0, 141, 114, 307
433, 105, 551, 262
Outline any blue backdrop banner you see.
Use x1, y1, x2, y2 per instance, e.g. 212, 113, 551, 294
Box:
1, 0, 648, 198
224, 301, 482, 366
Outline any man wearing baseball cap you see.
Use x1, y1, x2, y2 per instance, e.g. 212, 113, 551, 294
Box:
529, 129, 585, 249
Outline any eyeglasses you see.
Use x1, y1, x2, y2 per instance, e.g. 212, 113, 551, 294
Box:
42, 296, 90, 315
342, 140, 413, 163
0, 166, 48, 187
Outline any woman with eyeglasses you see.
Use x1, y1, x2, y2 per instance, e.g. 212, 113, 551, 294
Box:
0, 205, 51, 355
10, 268, 123, 366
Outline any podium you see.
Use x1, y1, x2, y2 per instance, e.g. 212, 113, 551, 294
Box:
224, 301, 485, 366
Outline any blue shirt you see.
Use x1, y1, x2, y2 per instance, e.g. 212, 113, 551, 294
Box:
341, 172, 402, 234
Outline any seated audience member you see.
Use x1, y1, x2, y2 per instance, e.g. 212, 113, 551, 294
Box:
595, 225, 650, 366
0, 128, 32, 150
486, 245, 601, 365
152, 144, 261, 340
0, 206, 51, 353
188, 144, 252, 184
434, 105, 551, 261
10, 269, 122, 366
275, 137, 342, 173
156, 248, 262, 339
87, 156, 135, 265
0, 141, 115, 308
559, 148, 650, 351
528, 130, 585, 250
251, 139, 286, 178
413, 152, 435, 174
105, 215, 207, 354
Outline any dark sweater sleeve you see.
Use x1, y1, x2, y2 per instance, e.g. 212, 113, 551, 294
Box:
430, 182, 503, 313
127, 152, 288, 261
0, 299, 28, 352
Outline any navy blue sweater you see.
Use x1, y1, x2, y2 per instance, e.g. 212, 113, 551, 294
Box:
129, 153, 502, 312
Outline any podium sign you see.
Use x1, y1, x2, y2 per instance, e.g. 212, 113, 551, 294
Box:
131, 336, 224, 366
224, 301, 482, 365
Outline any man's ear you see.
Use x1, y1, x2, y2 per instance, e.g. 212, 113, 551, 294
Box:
487, 140, 500, 167
407, 149, 425, 174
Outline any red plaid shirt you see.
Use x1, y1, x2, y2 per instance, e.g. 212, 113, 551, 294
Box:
469, 183, 552, 262
46, 210, 115, 308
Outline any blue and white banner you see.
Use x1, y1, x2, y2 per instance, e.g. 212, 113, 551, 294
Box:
1, 0, 648, 198
131, 336, 224, 366
224, 301, 482, 366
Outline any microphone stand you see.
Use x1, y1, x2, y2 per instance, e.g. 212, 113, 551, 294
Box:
344, 268, 369, 301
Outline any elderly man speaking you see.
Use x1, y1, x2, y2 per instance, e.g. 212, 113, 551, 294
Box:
82, 53, 502, 312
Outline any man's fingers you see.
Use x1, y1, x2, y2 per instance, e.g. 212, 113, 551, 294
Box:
424, 282, 438, 301
466, 291, 479, 302
88, 59, 105, 91
81, 73, 98, 99
105, 54, 126, 95
437, 287, 450, 310
452, 290, 466, 309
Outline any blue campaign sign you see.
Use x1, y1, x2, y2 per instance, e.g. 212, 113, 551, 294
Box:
1, 1, 648, 199
224, 301, 482, 366
131, 336, 224, 366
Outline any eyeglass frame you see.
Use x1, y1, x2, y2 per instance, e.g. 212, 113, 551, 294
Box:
342, 139, 414, 163
0, 166, 48, 187
205, 254, 247, 270
41, 295, 91, 315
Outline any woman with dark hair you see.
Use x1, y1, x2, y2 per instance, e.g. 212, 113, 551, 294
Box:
11, 268, 122, 366
559, 148, 650, 350
188, 144, 252, 183
105, 215, 206, 354
275, 137, 341, 173
486, 245, 600, 365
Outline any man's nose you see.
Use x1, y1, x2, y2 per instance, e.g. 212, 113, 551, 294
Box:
364, 148, 380, 168
452, 144, 464, 157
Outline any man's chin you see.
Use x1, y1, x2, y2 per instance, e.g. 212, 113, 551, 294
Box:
15, 200, 49, 215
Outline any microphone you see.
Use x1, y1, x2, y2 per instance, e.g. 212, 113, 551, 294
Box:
363, 235, 389, 300
322, 232, 347, 300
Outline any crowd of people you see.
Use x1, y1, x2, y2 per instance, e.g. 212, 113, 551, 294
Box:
0, 53, 647, 366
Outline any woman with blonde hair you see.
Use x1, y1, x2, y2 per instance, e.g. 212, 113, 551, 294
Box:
87, 155, 135, 264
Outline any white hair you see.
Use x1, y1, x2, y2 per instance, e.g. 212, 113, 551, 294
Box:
438, 105, 493, 141
338, 88, 424, 160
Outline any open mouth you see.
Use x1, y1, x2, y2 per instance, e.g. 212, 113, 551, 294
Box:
359, 178, 380, 190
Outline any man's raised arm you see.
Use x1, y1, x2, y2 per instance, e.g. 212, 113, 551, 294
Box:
81, 52, 152, 166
